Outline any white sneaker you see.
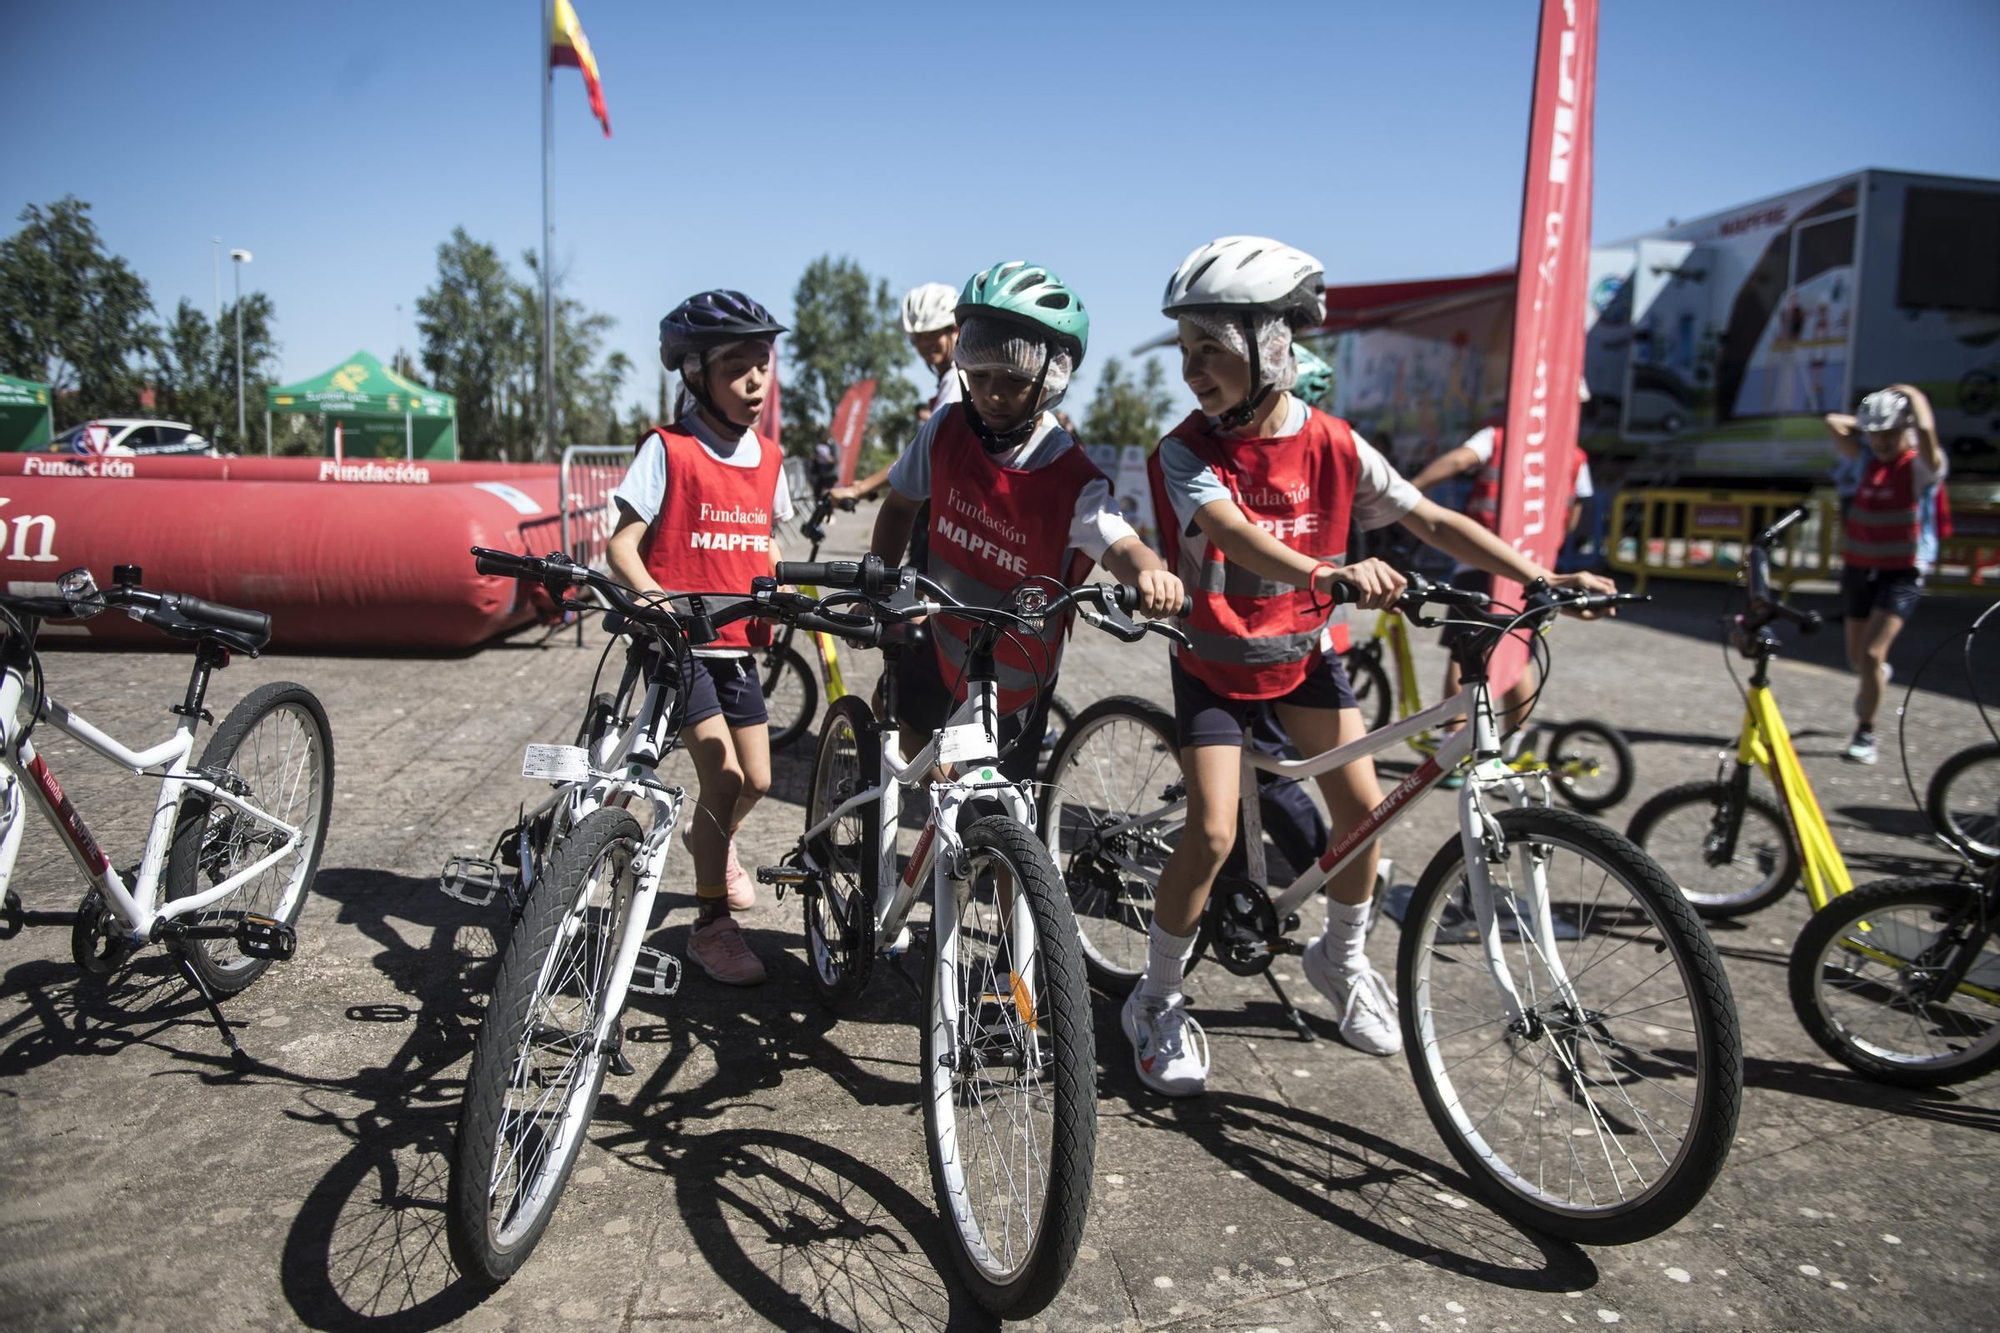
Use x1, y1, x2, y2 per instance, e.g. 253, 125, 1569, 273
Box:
1303, 937, 1403, 1056
1120, 985, 1210, 1097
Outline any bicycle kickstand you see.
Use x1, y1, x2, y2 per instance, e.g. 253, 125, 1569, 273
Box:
1263, 970, 1318, 1043
168, 942, 253, 1072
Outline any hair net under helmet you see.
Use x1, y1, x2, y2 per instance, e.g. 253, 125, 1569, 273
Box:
952, 314, 1075, 407
1181, 310, 1300, 394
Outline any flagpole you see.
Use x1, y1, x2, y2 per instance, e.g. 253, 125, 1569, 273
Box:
540, 0, 557, 464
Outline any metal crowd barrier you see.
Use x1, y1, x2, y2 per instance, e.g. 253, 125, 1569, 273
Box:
558, 444, 636, 644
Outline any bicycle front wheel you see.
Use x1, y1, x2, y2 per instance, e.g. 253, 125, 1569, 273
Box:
1927, 742, 2000, 866
923, 815, 1094, 1319
803, 694, 876, 1006
763, 644, 819, 751
1627, 778, 1799, 918
1039, 696, 1182, 987
448, 807, 642, 1284
164, 681, 335, 996
1398, 806, 1742, 1244
1788, 876, 2000, 1088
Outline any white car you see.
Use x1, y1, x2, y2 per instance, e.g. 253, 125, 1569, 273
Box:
50, 418, 214, 456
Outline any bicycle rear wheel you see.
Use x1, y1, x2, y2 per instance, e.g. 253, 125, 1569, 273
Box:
165, 681, 335, 995
763, 645, 819, 751
1788, 876, 2000, 1088
1927, 742, 2000, 866
1545, 718, 1635, 814
1038, 696, 1182, 987
448, 807, 642, 1284
923, 815, 1094, 1318
1626, 778, 1799, 918
1398, 806, 1741, 1244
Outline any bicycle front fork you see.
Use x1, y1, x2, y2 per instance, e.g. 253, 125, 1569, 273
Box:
1458, 771, 1581, 1028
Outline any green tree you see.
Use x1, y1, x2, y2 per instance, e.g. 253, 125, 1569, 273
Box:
152, 295, 281, 453
782, 255, 917, 463
0, 197, 158, 425
1083, 355, 1175, 446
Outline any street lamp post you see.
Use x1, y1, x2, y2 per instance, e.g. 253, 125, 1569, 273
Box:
230, 249, 252, 448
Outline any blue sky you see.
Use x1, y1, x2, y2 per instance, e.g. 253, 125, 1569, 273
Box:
5, 0, 1999, 426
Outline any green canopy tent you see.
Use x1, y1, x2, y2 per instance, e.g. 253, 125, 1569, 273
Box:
265, 350, 457, 460
0, 373, 54, 451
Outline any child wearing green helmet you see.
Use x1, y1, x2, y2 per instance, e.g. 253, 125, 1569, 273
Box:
868, 261, 1184, 773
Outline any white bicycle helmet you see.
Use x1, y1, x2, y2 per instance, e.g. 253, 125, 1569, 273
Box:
1162, 236, 1326, 329
1164, 236, 1326, 427
900, 282, 958, 335
1856, 388, 1911, 433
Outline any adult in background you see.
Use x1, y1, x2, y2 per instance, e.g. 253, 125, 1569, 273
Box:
1824, 385, 1948, 764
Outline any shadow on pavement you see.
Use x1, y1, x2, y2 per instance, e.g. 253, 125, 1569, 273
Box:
1741, 1054, 2000, 1135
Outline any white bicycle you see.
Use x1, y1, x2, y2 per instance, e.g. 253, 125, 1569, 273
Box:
0, 565, 334, 1069
766, 553, 1186, 1319
1043, 575, 1743, 1243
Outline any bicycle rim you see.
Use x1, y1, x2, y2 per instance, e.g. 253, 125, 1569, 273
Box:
1937, 754, 2000, 863
806, 702, 868, 991
484, 835, 633, 1249
1802, 889, 2000, 1077
929, 845, 1057, 1285
1405, 822, 1720, 1229
1043, 707, 1180, 980
1648, 791, 1789, 911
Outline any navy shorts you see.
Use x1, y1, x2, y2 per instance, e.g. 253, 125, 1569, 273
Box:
895, 640, 1052, 786
1171, 650, 1358, 749
1841, 566, 1922, 622
680, 653, 768, 729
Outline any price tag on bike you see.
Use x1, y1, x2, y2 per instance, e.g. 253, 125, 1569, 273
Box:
521, 744, 591, 783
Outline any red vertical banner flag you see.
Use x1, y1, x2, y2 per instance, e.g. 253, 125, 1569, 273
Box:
831, 379, 878, 486
1491, 0, 1598, 689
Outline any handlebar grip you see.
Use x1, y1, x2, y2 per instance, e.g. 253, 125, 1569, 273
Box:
162, 593, 271, 639
794, 611, 879, 646
1754, 505, 1809, 549
1108, 584, 1194, 618
775, 560, 858, 588
472, 546, 535, 578
1778, 602, 1823, 634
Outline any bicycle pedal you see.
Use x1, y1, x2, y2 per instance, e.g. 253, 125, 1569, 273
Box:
629, 944, 682, 997
757, 864, 809, 886
235, 914, 295, 961
439, 856, 512, 908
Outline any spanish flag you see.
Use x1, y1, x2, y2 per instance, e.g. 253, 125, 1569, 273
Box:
550, 0, 610, 138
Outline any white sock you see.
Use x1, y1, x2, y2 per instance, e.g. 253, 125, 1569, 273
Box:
1321, 896, 1372, 978
1140, 922, 1198, 1006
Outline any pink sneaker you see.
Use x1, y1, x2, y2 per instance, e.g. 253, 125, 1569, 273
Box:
680, 829, 756, 911
687, 915, 766, 986
724, 839, 756, 911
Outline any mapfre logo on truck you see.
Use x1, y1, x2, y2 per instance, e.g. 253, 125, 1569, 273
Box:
0, 497, 59, 562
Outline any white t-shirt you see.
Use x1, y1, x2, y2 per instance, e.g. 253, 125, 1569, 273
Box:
1458, 427, 1594, 499
931, 365, 964, 411
887, 405, 1134, 561
610, 413, 794, 659
1155, 394, 1423, 539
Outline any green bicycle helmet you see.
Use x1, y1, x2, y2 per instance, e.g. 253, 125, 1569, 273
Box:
1293, 341, 1334, 407
955, 261, 1090, 371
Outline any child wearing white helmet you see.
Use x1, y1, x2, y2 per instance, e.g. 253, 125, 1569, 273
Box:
1133, 237, 1616, 1096
830, 282, 966, 513
1823, 384, 1948, 764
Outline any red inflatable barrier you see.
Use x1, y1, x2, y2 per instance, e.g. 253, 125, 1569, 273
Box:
0, 475, 564, 651
0, 453, 557, 485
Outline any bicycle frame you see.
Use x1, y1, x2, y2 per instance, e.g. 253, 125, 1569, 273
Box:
1735, 682, 1853, 909
1082, 675, 1571, 1028
0, 659, 306, 946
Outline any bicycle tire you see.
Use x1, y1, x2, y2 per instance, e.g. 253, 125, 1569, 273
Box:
1038, 695, 1182, 988
1926, 742, 2000, 866
1626, 779, 1800, 918
763, 645, 819, 751
164, 681, 335, 996
803, 694, 876, 1006
1397, 806, 1741, 1244
1545, 717, 1636, 814
1341, 644, 1394, 735
447, 807, 642, 1284
1788, 875, 2000, 1088
922, 815, 1095, 1318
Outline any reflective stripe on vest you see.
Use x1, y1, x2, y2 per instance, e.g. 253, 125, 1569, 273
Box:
1843, 451, 1921, 571
637, 423, 781, 651
1147, 406, 1360, 700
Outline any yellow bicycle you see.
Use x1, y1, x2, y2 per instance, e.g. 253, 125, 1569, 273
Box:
1625, 507, 1851, 918
1340, 607, 1635, 812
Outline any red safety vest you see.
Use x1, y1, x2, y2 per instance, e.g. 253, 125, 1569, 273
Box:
1844, 450, 1922, 571
636, 422, 781, 650
925, 407, 1103, 716
1146, 407, 1358, 700
1465, 426, 1586, 532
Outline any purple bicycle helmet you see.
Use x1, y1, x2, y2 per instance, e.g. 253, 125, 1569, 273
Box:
658, 290, 786, 366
